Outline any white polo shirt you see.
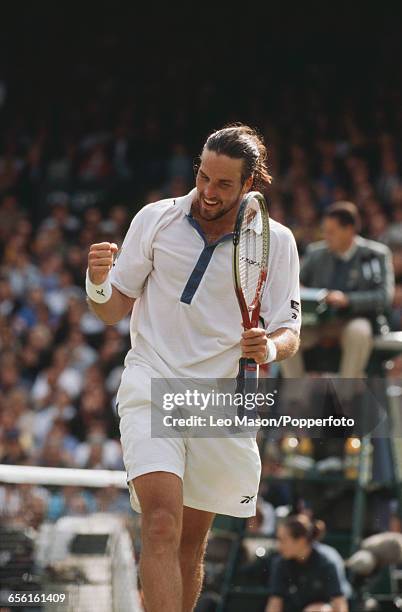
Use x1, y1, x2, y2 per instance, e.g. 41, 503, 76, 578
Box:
110, 189, 300, 379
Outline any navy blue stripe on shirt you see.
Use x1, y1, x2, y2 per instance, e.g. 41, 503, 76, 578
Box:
180, 214, 232, 305
180, 244, 218, 304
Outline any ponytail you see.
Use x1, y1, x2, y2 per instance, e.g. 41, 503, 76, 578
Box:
284, 515, 326, 543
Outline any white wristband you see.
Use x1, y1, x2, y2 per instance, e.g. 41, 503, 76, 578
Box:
263, 338, 277, 364
86, 269, 112, 303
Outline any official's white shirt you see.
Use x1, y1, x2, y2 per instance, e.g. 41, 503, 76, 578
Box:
110, 189, 300, 379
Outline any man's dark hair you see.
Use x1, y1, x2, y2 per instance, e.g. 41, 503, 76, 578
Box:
284, 514, 326, 543
325, 201, 360, 231
201, 123, 272, 192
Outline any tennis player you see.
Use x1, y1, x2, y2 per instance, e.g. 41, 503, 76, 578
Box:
86, 125, 301, 612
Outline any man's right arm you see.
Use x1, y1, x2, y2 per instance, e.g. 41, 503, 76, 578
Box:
87, 241, 135, 325
88, 285, 135, 325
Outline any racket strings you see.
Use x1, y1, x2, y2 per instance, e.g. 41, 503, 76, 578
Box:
238, 208, 265, 310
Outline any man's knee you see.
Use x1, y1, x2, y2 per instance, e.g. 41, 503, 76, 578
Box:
342, 318, 372, 343
142, 508, 181, 553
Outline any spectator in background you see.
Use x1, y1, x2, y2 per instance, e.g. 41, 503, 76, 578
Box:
0, 402, 20, 436
47, 485, 97, 521
0, 428, 29, 464
38, 436, 73, 468
70, 387, 112, 441
282, 144, 311, 196
32, 226, 65, 260
0, 353, 20, 393
6, 251, 41, 298
25, 494, 48, 530
19, 324, 53, 386
45, 268, 85, 317
99, 204, 130, 242
64, 328, 97, 371
110, 124, 133, 182
31, 345, 83, 410
0, 277, 16, 318
314, 143, 341, 211
65, 245, 87, 285
291, 186, 322, 255
14, 286, 55, 335
19, 143, 44, 209
38, 253, 64, 294
95, 485, 132, 515
45, 419, 79, 456
39, 193, 80, 238
79, 143, 112, 183
0, 316, 14, 354
0, 193, 24, 240
281, 202, 395, 379
166, 143, 193, 185
384, 205, 402, 249
4, 388, 34, 446
265, 515, 349, 612
97, 326, 126, 372
377, 150, 400, 207
32, 389, 76, 449
45, 140, 76, 187
74, 418, 123, 470
0, 483, 50, 528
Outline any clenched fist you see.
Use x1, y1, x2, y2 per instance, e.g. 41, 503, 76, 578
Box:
88, 242, 118, 285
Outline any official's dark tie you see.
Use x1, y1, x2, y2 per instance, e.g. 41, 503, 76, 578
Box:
328, 256, 349, 291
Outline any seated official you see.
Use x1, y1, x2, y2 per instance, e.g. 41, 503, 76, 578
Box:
281, 201, 394, 378
265, 515, 349, 612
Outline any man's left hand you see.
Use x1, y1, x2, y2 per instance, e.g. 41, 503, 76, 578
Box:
325, 290, 349, 309
241, 328, 270, 364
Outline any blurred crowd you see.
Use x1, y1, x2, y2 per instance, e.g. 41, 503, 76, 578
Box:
0, 190, 136, 523
1, 52, 402, 529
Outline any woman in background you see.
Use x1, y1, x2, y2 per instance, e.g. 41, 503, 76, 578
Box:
266, 514, 349, 612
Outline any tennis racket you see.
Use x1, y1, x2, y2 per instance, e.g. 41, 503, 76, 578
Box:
233, 191, 270, 394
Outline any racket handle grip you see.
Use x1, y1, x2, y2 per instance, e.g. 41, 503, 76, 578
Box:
244, 358, 258, 377
244, 358, 259, 394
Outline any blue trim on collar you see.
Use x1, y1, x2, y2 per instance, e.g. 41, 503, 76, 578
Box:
180, 214, 233, 305
185, 213, 233, 246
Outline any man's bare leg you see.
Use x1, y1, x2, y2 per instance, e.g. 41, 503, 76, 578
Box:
180, 506, 215, 612
133, 472, 183, 612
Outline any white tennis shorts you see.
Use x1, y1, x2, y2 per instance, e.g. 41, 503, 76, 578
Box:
117, 363, 261, 518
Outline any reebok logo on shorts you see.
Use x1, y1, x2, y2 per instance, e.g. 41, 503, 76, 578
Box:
240, 495, 255, 504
